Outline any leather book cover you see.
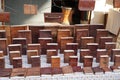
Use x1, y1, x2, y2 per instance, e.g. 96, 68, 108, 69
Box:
27, 44, 41, 55
18, 30, 32, 44
0, 68, 12, 77
96, 29, 109, 43
100, 55, 109, 68
80, 37, 94, 49
83, 67, 94, 75
87, 43, 98, 57
78, 0, 95, 11
83, 56, 93, 67
52, 67, 63, 75
0, 30, 6, 38
92, 67, 104, 74
39, 30, 52, 38
114, 55, 120, 66
0, 38, 7, 55
66, 43, 78, 55
64, 50, 75, 63
12, 38, 27, 55
0, 12, 10, 22
99, 37, 113, 49
40, 67, 52, 75
60, 37, 74, 53
105, 42, 116, 56
80, 49, 91, 63
26, 67, 40, 76
47, 49, 57, 63
111, 49, 120, 62
38, 38, 53, 55
62, 65, 73, 74
69, 56, 78, 67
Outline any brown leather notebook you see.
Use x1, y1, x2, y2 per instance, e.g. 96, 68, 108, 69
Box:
52, 68, 63, 75
40, 67, 52, 75
92, 67, 104, 74
83, 67, 94, 75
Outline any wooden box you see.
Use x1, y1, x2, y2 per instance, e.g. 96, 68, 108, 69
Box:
83, 67, 94, 75
47, 49, 57, 63
9, 51, 21, 65
114, 55, 120, 66
0, 30, 6, 38
27, 44, 41, 55
69, 56, 78, 67
0, 57, 5, 68
18, 30, 32, 44
38, 38, 53, 55
111, 49, 120, 62
105, 42, 116, 56
60, 37, 74, 53
80, 37, 94, 49
51, 56, 60, 68
39, 30, 52, 38
96, 49, 107, 62
100, 55, 109, 68
57, 29, 71, 45
78, 0, 95, 11
44, 13, 63, 23
12, 38, 27, 55
96, 29, 109, 43
0, 12, 10, 22
92, 67, 104, 74
8, 44, 22, 55
0, 68, 12, 77
87, 43, 98, 57
62, 65, 73, 74
40, 67, 52, 75
31, 56, 40, 67
0, 38, 7, 55
0, 51, 4, 57
26, 67, 40, 77
80, 49, 91, 63
83, 56, 93, 67
27, 50, 38, 64
52, 68, 63, 75
11, 68, 26, 77
66, 43, 78, 55
64, 50, 75, 63
99, 37, 113, 49
47, 43, 58, 52
13, 57, 22, 68
76, 29, 88, 47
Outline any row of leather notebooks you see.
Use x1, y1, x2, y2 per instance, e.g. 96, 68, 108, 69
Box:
0, 65, 120, 77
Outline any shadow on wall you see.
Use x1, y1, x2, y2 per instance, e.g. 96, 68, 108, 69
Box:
5, 0, 51, 25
